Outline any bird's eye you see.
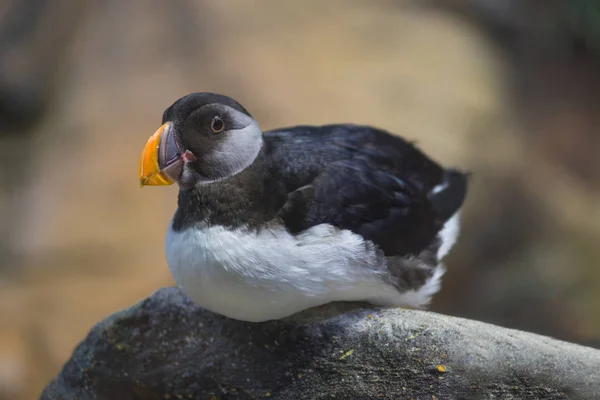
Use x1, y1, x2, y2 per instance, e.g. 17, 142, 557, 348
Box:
211, 116, 224, 133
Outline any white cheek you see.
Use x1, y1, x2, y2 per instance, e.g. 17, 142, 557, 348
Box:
214, 120, 263, 176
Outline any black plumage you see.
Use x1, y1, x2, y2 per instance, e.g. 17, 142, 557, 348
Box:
172, 121, 468, 258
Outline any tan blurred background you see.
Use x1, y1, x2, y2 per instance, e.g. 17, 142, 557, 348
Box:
1, 0, 600, 398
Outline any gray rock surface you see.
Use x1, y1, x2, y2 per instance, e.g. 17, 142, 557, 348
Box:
41, 288, 600, 400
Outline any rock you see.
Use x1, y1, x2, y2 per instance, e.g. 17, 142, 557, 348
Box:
41, 288, 599, 399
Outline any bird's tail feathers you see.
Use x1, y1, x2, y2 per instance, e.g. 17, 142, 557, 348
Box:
428, 169, 469, 222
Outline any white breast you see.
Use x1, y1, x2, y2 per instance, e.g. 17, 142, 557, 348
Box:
165, 222, 401, 322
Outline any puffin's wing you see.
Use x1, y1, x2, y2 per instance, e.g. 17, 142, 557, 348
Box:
279, 159, 443, 257
263, 124, 445, 193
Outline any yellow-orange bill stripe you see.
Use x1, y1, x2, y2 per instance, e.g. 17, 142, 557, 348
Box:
138, 123, 175, 186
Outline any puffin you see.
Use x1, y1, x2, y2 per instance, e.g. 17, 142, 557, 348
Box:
138, 92, 468, 322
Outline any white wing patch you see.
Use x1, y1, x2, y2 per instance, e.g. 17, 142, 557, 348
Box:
437, 212, 461, 260
431, 181, 448, 194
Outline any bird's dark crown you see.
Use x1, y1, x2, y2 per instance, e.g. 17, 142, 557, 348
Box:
162, 92, 252, 124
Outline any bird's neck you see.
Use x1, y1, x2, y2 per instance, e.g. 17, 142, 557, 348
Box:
171, 147, 286, 231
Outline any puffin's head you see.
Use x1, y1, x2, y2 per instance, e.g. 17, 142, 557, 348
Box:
138, 92, 262, 187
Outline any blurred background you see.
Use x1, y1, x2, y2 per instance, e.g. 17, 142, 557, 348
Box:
1, 0, 600, 398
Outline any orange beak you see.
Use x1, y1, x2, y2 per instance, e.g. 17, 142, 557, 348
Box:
138, 122, 183, 187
